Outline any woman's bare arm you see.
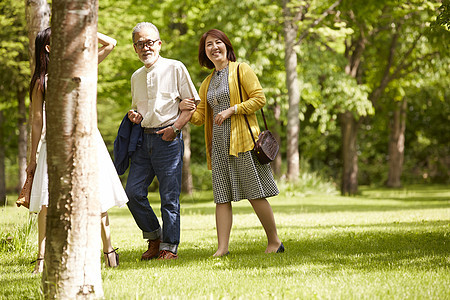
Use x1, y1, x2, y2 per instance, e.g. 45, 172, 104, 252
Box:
97, 32, 117, 64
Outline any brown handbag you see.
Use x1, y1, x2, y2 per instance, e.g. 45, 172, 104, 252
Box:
237, 64, 279, 164
16, 170, 35, 209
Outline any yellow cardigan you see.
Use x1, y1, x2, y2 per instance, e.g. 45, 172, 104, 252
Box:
190, 61, 266, 170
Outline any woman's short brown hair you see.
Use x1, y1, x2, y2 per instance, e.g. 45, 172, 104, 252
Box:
198, 29, 236, 69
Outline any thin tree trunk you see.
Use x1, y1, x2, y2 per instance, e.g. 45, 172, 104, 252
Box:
0, 111, 6, 206
272, 103, 282, 178
182, 125, 193, 194
17, 88, 27, 189
340, 34, 366, 196
43, 0, 102, 298
386, 98, 407, 187
339, 111, 359, 195
283, 0, 300, 181
25, 0, 51, 75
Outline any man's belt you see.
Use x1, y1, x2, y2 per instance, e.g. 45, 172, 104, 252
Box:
143, 124, 173, 134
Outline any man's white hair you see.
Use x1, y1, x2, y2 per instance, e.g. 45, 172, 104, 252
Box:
132, 22, 160, 42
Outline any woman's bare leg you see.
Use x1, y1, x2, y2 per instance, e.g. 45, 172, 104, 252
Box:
213, 202, 232, 257
249, 198, 282, 253
33, 205, 47, 274
101, 212, 117, 267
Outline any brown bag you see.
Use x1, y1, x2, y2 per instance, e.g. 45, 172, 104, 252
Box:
253, 130, 279, 164
237, 64, 279, 164
16, 170, 35, 209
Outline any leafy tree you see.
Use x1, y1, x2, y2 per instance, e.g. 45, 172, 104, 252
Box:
0, 0, 30, 199
321, 0, 444, 193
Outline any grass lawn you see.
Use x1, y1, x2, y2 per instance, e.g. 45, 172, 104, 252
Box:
1, 184, 449, 299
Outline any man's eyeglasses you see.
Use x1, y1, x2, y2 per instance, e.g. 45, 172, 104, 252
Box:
134, 39, 159, 50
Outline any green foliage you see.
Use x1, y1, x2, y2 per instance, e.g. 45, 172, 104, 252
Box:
190, 163, 212, 191
278, 172, 338, 197
1, 0, 448, 191
0, 0, 29, 161
0, 0, 29, 92
435, 0, 450, 29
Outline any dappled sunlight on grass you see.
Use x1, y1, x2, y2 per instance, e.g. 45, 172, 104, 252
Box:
1, 185, 449, 299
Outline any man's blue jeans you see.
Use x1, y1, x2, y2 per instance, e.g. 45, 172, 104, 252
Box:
125, 131, 183, 254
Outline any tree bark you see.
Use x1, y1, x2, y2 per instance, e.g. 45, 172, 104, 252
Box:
17, 88, 28, 189
386, 98, 407, 187
0, 111, 6, 206
283, 0, 300, 181
272, 103, 282, 178
25, 0, 51, 75
339, 111, 359, 195
340, 33, 366, 195
43, 0, 102, 298
182, 125, 193, 194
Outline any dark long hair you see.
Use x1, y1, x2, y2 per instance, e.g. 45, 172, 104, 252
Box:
198, 29, 236, 69
30, 27, 51, 101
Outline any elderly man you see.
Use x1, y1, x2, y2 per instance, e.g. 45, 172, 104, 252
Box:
126, 22, 199, 260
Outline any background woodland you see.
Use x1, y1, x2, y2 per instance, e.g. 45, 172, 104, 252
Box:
0, 0, 448, 202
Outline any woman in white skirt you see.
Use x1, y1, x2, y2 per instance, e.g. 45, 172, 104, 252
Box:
27, 28, 128, 273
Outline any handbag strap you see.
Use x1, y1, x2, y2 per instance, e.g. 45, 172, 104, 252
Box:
237, 64, 256, 146
237, 64, 269, 132
237, 64, 270, 147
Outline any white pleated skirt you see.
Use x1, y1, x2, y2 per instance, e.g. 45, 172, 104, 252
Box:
29, 130, 129, 213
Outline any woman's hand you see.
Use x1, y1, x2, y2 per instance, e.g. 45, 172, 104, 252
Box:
179, 98, 196, 111
214, 107, 235, 126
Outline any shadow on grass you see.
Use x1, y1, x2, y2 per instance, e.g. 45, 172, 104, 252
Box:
178, 201, 450, 216
106, 220, 449, 273
107, 185, 449, 218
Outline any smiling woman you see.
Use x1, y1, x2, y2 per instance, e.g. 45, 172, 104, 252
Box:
180, 29, 284, 257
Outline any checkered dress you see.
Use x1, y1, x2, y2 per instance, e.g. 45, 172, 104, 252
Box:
207, 66, 279, 204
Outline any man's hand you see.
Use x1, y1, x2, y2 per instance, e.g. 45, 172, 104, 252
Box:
128, 110, 143, 124
156, 126, 177, 141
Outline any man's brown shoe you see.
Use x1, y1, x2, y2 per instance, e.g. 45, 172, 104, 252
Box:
157, 250, 178, 260
141, 239, 161, 260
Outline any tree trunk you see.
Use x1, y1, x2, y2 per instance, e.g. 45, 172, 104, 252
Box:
182, 125, 193, 194
272, 103, 282, 178
25, 0, 51, 76
43, 0, 102, 298
17, 88, 28, 189
339, 111, 359, 195
340, 34, 366, 196
386, 98, 407, 187
0, 111, 6, 206
282, 0, 300, 181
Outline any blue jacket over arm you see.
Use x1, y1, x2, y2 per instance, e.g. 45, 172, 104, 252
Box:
113, 113, 143, 175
